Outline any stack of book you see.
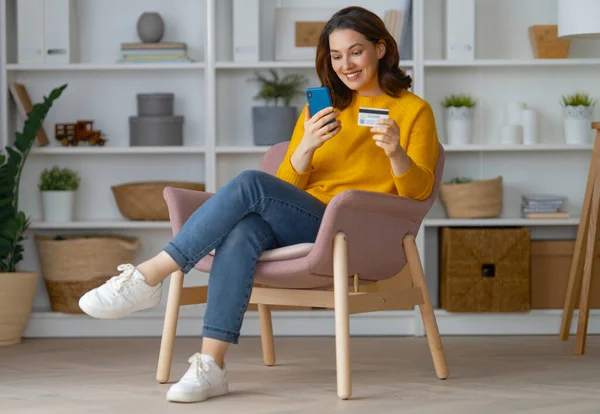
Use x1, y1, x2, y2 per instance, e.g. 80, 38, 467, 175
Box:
521, 194, 569, 219
383, 8, 411, 59
118, 42, 194, 64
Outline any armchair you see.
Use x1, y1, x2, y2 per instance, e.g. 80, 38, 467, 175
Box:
156, 141, 448, 400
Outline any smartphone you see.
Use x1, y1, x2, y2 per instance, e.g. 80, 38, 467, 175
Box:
306, 87, 335, 125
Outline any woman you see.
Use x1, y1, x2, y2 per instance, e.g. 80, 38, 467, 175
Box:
79, 5, 439, 403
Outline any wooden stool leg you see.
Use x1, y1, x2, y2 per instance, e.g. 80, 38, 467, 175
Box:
404, 234, 449, 380
333, 232, 351, 400
575, 163, 600, 355
156, 270, 184, 383
560, 129, 598, 339
258, 304, 276, 366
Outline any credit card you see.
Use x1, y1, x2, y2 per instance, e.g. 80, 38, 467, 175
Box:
358, 107, 389, 126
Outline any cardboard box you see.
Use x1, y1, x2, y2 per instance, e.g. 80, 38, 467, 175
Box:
531, 240, 600, 309
440, 227, 531, 312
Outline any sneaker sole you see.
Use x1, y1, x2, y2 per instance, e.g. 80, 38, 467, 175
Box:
166, 382, 229, 403
78, 295, 161, 319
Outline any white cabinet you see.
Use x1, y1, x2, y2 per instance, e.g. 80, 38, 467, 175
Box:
17, 0, 77, 64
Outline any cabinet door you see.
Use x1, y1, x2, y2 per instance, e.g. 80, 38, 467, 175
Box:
43, 0, 72, 64
17, 0, 45, 64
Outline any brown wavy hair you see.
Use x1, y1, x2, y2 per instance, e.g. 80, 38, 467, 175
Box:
315, 6, 412, 110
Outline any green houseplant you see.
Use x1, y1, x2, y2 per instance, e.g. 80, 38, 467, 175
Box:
442, 94, 476, 146
250, 69, 307, 146
561, 91, 596, 144
39, 166, 81, 222
0, 84, 67, 345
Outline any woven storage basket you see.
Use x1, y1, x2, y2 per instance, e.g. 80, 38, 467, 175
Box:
440, 227, 531, 312
440, 176, 503, 218
112, 181, 205, 220
35, 235, 140, 313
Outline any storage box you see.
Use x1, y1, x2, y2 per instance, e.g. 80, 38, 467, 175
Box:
528, 25, 571, 59
137, 93, 174, 116
129, 116, 183, 146
440, 227, 531, 312
531, 240, 600, 309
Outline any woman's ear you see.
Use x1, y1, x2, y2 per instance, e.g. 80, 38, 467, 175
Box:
376, 41, 386, 59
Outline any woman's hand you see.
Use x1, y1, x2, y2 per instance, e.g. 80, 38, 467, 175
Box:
370, 118, 404, 159
299, 106, 341, 153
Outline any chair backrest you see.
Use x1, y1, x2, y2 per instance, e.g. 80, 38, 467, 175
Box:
258, 141, 289, 175
258, 141, 445, 210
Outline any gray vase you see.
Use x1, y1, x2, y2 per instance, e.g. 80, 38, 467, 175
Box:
137, 12, 164, 43
252, 106, 297, 146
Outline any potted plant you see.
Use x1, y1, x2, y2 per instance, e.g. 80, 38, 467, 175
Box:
39, 166, 81, 222
442, 94, 476, 145
0, 84, 67, 345
561, 91, 596, 144
250, 69, 307, 146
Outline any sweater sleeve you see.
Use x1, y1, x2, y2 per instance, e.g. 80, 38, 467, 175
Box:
392, 102, 439, 200
275, 104, 312, 189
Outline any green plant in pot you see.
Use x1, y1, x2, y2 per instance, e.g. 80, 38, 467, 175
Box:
250, 69, 307, 146
0, 84, 67, 345
39, 166, 81, 222
561, 91, 596, 145
442, 93, 476, 146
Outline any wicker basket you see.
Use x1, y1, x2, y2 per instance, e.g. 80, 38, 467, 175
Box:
35, 235, 141, 313
440, 227, 531, 312
440, 176, 503, 218
112, 181, 205, 220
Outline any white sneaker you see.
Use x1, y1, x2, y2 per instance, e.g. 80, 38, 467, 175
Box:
78, 264, 162, 319
167, 353, 229, 403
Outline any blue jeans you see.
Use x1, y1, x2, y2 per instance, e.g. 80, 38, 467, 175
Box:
163, 170, 327, 344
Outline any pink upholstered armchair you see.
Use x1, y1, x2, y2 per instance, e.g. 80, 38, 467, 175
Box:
157, 142, 448, 400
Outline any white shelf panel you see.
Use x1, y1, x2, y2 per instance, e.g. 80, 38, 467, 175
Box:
215, 60, 414, 69
216, 146, 271, 154
425, 58, 600, 68
6, 63, 205, 71
424, 217, 580, 227
29, 220, 172, 230
29, 146, 206, 155
443, 144, 593, 152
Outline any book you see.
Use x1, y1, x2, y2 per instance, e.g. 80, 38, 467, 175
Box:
8, 83, 49, 146
120, 42, 187, 50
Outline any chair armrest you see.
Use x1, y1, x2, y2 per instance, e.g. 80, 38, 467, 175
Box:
306, 190, 430, 280
163, 187, 214, 234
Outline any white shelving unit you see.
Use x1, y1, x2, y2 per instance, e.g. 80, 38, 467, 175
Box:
2, 0, 599, 338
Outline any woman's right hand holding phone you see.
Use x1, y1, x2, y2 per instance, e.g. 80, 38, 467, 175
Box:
291, 106, 341, 173
300, 106, 341, 152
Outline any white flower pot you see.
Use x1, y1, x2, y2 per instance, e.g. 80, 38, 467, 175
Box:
563, 105, 594, 144
41, 191, 76, 222
445, 106, 473, 145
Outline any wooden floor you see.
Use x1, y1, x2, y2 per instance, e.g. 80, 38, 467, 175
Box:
1, 336, 600, 413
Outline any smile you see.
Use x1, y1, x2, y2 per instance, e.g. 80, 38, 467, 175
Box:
345, 70, 362, 80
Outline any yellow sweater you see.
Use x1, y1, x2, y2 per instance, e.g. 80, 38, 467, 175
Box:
276, 89, 439, 205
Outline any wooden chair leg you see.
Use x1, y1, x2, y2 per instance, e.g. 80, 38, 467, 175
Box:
258, 304, 276, 366
333, 232, 351, 400
404, 234, 449, 380
156, 270, 184, 383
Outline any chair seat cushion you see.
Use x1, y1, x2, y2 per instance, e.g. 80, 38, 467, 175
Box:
208, 243, 314, 262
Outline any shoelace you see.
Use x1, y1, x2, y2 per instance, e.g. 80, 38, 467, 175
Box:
187, 353, 211, 380
106, 264, 136, 293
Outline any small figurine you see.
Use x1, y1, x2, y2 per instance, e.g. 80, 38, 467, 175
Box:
55, 120, 108, 146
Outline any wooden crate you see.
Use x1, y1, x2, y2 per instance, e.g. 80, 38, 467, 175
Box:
531, 240, 600, 309
528, 25, 571, 59
440, 227, 531, 312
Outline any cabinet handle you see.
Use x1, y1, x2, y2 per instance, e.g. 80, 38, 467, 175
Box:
47, 48, 67, 55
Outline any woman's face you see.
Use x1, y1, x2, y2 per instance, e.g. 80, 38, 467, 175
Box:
329, 29, 385, 96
